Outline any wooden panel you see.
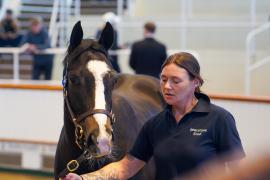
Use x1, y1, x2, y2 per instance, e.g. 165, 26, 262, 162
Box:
0, 152, 21, 167
42, 155, 54, 170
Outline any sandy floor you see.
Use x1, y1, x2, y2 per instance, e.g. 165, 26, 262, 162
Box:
0, 172, 53, 180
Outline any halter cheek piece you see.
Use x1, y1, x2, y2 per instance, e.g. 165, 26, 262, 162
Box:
62, 44, 115, 150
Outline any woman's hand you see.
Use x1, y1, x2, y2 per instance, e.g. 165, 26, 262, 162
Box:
60, 173, 82, 180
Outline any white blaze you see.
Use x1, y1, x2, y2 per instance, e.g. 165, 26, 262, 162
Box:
87, 60, 111, 151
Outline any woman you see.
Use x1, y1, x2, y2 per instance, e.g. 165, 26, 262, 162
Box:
61, 52, 245, 180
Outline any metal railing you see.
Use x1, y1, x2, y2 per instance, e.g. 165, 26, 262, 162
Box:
0, 46, 199, 80
0, 45, 66, 80
49, 0, 81, 47
245, 22, 270, 95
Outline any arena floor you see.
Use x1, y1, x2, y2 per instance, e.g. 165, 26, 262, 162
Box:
0, 172, 53, 180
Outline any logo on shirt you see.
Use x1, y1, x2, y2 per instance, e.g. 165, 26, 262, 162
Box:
190, 128, 207, 136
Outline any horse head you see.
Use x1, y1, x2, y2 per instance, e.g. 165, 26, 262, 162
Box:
63, 21, 117, 159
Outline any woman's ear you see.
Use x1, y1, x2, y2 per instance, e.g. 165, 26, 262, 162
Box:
193, 78, 200, 87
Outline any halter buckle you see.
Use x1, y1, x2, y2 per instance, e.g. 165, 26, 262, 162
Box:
67, 160, 79, 172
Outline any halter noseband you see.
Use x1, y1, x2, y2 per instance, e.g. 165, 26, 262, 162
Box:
62, 43, 115, 149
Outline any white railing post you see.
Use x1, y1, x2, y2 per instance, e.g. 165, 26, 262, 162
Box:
74, 0, 81, 18
245, 38, 252, 95
187, 0, 193, 19
245, 22, 270, 95
125, 0, 134, 16
49, 0, 59, 39
13, 53, 19, 80
117, 0, 124, 17
250, 0, 257, 28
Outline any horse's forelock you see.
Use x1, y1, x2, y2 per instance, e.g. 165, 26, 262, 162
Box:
65, 39, 111, 68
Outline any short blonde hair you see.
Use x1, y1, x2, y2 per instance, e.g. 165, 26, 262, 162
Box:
30, 17, 42, 26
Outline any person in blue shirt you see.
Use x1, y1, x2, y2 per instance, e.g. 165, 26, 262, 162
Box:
61, 52, 245, 180
20, 17, 53, 80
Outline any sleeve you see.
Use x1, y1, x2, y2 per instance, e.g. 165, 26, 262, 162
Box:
129, 43, 137, 70
0, 21, 4, 36
12, 19, 19, 34
129, 120, 153, 162
215, 112, 245, 161
35, 30, 51, 50
20, 32, 30, 45
160, 44, 167, 67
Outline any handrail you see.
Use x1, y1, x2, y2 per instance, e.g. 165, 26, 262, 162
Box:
1, 82, 270, 104
0, 44, 28, 80
0, 138, 57, 146
0, 45, 65, 80
245, 22, 270, 95
74, 0, 81, 17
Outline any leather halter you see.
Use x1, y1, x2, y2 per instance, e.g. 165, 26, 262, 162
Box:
62, 43, 115, 149
63, 91, 115, 149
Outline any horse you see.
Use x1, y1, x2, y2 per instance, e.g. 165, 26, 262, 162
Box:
54, 21, 165, 180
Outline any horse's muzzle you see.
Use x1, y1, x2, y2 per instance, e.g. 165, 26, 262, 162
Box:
86, 134, 112, 158
96, 138, 111, 157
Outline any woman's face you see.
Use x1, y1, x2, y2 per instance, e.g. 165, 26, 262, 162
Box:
160, 63, 197, 106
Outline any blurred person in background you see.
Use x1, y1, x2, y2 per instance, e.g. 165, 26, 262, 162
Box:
96, 12, 121, 72
61, 52, 245, 180
20, 17, 54, 80
178, 152, 270, 180
0, 9, 22, 47
129, 21, 167, 78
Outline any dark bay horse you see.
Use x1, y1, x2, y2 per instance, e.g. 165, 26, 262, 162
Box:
54, 21, 165, 180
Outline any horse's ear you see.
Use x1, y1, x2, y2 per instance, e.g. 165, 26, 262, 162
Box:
98, 22, 114, 50
70, 21, 83, 49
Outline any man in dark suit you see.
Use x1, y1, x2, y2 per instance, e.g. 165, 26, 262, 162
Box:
129, 21, 167, 78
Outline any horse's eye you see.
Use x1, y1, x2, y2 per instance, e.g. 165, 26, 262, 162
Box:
69, 75, 81, 85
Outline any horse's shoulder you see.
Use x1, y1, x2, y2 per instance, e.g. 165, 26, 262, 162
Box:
113, 73, 160, 94
112, 73, 165, 115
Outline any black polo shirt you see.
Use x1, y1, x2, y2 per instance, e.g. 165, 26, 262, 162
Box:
129, 93, 245, 180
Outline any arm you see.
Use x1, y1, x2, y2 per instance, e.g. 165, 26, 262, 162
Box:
80, 154, 145, 180
0, 21, 7, 39
20, 32, 29, 46
215, 112, 245, 169
61, 154, 145, 180
35, 30, 51, 50
129, 44, 137, 70
226, 159, 243, 172
7, 19, 19, 39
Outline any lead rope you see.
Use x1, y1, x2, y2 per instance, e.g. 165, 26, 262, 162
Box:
58, 150, 92, 178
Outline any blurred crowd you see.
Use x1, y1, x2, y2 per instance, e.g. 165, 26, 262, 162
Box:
0, 9, 168, 80
0, 9, 53, 80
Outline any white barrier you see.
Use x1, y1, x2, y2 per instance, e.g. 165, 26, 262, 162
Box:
0, 82, 270, 156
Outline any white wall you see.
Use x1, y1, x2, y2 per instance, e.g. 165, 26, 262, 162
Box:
0, 87, 63, 142
212, 99, 270, 156
0, 84, 270, 157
